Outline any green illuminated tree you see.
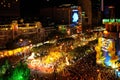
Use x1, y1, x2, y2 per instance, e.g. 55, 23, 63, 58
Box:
8, 62, 30, 80
0, 60, 10, 79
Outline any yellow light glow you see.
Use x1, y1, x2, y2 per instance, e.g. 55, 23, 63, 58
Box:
8, 50, 13, 56
19, 39, 23, 42
103, 30, 108, 34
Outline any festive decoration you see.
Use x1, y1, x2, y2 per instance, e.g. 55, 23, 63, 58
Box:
8, 62, 30, 80
95, 37, 118, 68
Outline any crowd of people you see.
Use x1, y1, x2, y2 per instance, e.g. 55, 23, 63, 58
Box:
1, 29, 118, 80
27, 37, 117, 80
58, 52, 116, 80
27, 51, 117, 80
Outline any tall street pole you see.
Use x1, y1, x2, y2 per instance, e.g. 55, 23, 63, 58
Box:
101, 0, 104, 12
101, 0, 104, 25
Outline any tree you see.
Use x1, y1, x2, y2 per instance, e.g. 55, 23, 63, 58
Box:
0, 60, 10, 77
7, 62, 30, 80
0, 59, 10, 80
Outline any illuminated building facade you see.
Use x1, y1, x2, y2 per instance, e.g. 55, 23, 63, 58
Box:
0, 24, 56, 47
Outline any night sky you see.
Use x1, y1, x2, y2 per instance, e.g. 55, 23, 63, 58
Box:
21, 0, 78, 7
0, 0, 119, 18
104, 0, 120, 18
20, 0, 78, 16
20, 0, 120, 18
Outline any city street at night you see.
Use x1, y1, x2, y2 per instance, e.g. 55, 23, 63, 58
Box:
1, 0, 120, 80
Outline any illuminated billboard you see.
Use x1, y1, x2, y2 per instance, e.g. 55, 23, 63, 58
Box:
72, 10, 79, 24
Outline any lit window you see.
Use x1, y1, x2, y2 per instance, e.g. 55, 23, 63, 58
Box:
3, 5, 6, 7
16, 0, 18, 2
8, 3, 11, 7
1, 2, 3, 5
3, 0, 5, 2
8, 3, 10, 7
